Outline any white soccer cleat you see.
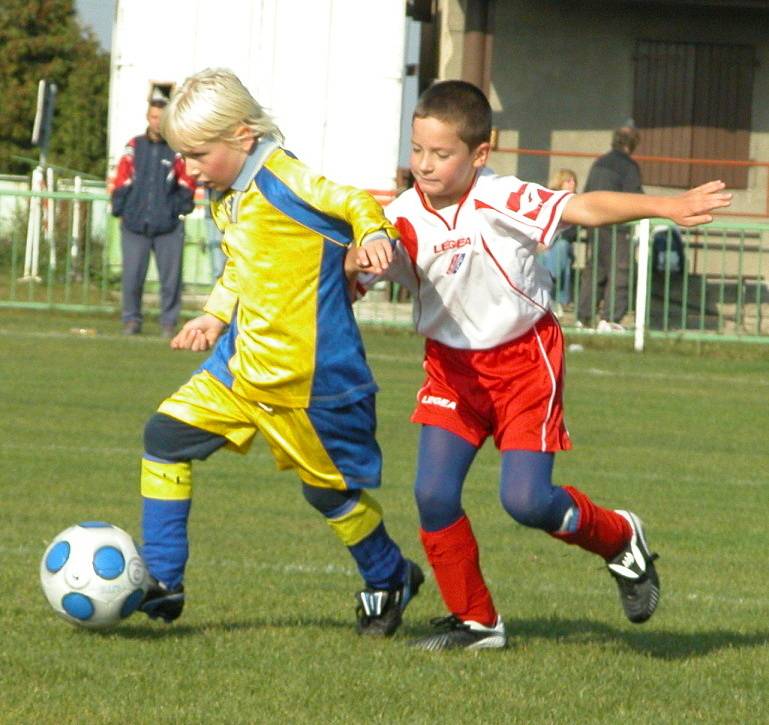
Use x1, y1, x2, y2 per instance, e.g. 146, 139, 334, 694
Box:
410, 614, 507, 651
596, 319, 625, 333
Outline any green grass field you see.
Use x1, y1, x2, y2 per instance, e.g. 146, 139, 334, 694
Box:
1, 309, 768, 723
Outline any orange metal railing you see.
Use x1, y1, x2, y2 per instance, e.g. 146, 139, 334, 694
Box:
493, 146, 769, 218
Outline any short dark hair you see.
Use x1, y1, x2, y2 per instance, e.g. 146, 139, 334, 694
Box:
414, 80, 491, 150
149, 98, 168, 110
612, 126, 640, 154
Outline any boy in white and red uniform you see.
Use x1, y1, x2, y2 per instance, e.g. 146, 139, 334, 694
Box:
352, 80, 731, 651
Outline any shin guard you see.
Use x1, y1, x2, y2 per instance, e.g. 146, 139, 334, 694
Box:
322, 490, 405, 590
140, 457, 192, 590
550, 485, 631, 560
420, 515, 497, 627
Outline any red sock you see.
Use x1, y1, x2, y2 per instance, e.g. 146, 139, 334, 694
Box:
550, 485, 632, 560
420, 515, 497, 626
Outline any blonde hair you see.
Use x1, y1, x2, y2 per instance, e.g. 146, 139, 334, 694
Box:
548, 168, 577, 191
161, 68, 283, 151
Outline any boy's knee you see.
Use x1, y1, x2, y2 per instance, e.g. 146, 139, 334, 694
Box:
414, 485, 462, 531
301, 483, 356, 515
144, 414, 188, 460
144, 413, 226, 461
302, 484, 382, 547
415, 488, 455, 516
499, 486, 567, 531
500, 488, 548, 529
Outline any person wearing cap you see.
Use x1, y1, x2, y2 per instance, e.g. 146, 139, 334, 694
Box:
111, 96, 196, 337
577, 123, 643, 331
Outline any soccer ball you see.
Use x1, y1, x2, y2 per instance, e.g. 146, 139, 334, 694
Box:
40, 522, 149, 629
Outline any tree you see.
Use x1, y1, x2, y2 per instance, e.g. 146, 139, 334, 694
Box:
0, 0, 110, 178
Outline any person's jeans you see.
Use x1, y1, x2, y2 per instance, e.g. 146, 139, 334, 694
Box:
120, 223, 184, 327
541, 237, 573, 305
577, 226, 632, 325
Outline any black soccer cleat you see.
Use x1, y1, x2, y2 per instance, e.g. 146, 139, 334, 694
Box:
607, 510, 660, 624
355, 559, 424, 637
409, 614, 507, 651
140, 578, 185, 623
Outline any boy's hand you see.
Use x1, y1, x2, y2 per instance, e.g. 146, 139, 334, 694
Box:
354, 236, 394, 275
344, 245, 362, 279
170, 314, 226, 351
668, 180, 732, 227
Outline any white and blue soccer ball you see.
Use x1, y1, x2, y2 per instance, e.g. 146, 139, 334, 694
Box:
40, 522, 149, 629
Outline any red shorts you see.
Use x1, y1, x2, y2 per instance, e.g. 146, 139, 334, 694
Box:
411, 312, 571, 452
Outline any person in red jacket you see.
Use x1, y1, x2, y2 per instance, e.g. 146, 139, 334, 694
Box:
111, 98, 196, 337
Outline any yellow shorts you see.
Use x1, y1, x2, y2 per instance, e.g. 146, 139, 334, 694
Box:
157, 371, 382, 490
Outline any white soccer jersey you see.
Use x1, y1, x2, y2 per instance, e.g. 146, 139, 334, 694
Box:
378, 169, 573, 349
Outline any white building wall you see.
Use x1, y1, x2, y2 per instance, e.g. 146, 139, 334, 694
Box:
108, 0, 406, 191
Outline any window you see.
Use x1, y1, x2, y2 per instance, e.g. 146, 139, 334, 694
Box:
633, 40, 754, 188
148, 82, 175, 104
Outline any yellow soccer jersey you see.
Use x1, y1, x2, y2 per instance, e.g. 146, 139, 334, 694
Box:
200, 138, 397, 409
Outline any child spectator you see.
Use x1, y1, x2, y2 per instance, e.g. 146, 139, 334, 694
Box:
351, 80, 730, 650
540, 168, 578, 316
137, 68, 423, 637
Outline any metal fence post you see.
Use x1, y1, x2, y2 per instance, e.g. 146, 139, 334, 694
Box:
634, 218, 651, 352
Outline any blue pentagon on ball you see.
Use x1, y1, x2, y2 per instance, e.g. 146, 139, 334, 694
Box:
62, 592, 95, 621
93, 546, 126, 580
44, 541, 71, 574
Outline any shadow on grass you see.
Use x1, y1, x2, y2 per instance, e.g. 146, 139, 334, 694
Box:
115, 616, 353, 640
489, 616, 769, 660
113, 615, 769, 660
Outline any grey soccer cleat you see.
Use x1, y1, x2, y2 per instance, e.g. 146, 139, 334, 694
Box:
607, 510, 660, 624
410, 614, 507, 651
355, 559, 424, 637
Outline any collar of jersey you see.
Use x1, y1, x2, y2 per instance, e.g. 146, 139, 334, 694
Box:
230, 135, 280, 192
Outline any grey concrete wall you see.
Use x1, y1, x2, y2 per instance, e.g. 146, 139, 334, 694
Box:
439, 0, 769, 215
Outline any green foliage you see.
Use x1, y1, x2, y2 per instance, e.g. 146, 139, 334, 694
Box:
0, 0, 109, 177
2, 312, 769, 722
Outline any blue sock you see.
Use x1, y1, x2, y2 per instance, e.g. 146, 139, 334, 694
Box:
141, 497, 191, 590
348, 523, 405, 590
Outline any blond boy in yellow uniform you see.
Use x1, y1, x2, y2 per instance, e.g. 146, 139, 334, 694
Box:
138, 68, 422, 636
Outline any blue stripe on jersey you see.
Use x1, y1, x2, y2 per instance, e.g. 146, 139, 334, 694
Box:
200, 316, 238, 388
307, 395, 382, 489
312, 239, 378, 407
255, 165, 354, 246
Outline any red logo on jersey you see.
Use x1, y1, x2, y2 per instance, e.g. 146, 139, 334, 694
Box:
433, 237, 470, 254
506, 184, 553, 221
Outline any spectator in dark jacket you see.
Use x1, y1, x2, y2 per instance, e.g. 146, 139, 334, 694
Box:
112, 98, 195, 336
577, 124, 643, 331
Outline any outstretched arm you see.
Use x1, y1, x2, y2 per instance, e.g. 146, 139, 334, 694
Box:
562, 180, 732, 228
